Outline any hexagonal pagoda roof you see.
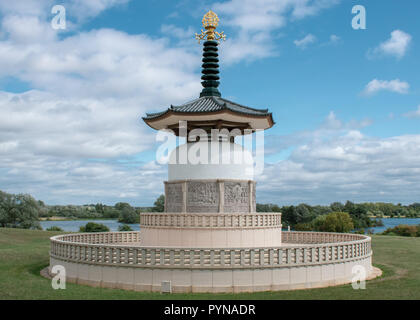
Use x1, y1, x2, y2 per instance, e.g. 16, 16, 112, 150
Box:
143, 96, 274, 133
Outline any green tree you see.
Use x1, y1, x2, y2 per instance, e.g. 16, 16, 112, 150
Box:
95, 203, 104, 214
0, 191, 41, 229
153, 195, 165, 212
116, 202, 138, 224
312, 214, 328, 231
103, 206, 120, 218
330, 202, 344, 212
294, 222, 313, 231
79, 222, 109, 232
115, 202, 131, 211
312, 212, 354, 233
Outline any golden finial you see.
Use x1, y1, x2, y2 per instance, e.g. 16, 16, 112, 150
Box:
195, 10, 226, 43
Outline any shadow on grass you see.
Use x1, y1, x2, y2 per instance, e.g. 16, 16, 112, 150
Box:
28, 262, 50, 278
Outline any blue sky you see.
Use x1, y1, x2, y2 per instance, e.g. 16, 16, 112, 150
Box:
0, 0, 419, 206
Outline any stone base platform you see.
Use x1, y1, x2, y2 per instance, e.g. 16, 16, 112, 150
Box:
45, 256, 379, 293
47, 231, 376, 293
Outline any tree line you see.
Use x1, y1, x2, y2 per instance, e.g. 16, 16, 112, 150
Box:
1, 189, 419, 233
0, 190, 165, 229
256, 200, 420, 232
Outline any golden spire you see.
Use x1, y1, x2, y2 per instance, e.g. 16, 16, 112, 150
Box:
195, 10, 226, 43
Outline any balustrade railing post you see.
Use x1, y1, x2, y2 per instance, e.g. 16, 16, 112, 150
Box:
116, 247, 121, 264
180, 250, 185, 266
141, 249, 146, 265
189, 250, 194, 266
200, 250, 204, 266
151, 250, 156, 265
170, 250, 174, 265
259, 249, 264, 266
269, 249, 274, 266
210, 250, 214, 266
160, 249, 165, 265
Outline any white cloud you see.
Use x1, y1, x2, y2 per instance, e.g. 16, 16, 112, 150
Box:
264, 111, 372, 155
161, 24, 195, 40
2, 15, 57, 44
403, 106, 420, 119
210, 0, 340, 63
368, 30, 412, 59
0, 2, 203, 205
294, 34, 316, 49
329, 34, 340, 43
0, 26, 201, 99
66, 0, 130, 21
290, 0, 340, 19
257, 113, 420, 205
0, 0, 129, 23
363, 79, 409, 96
0, 154, 167, 205
0, 90, 154, 158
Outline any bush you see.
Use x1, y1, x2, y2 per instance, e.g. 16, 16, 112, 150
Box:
354, 228, 365, 235
46, 226, 63, 231
294, 222, 313, 231
312, 212, 354, 233
382, 225, 419, 237
118, 224, 133, 232
372, 219, 384, 227
79, 222, 110, 233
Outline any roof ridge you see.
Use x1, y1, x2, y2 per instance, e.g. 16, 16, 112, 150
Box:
143, 96, 272, 121
218, 97, 268, 113
171, 96, 213, 109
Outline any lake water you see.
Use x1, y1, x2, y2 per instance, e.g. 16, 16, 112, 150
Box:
40, 217, 420, 234
368, 218, 420, 234
40, 219, 139, 232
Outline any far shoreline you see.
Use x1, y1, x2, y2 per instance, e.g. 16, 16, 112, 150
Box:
39, 217, 117, 221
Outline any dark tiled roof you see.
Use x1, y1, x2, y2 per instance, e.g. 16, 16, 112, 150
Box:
143, 96, 270, 120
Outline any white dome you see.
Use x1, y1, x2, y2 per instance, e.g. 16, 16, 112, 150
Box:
168, 141, 254, 181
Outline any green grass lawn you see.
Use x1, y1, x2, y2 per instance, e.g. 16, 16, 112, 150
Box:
0, 227, 419, 300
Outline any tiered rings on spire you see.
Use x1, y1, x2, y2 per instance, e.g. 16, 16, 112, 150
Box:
200, 40, 221, 97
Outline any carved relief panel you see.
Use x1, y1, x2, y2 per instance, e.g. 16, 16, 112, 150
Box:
224, 181, 249, 213
166, 183, 183, 212
187, 181, 219, 213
